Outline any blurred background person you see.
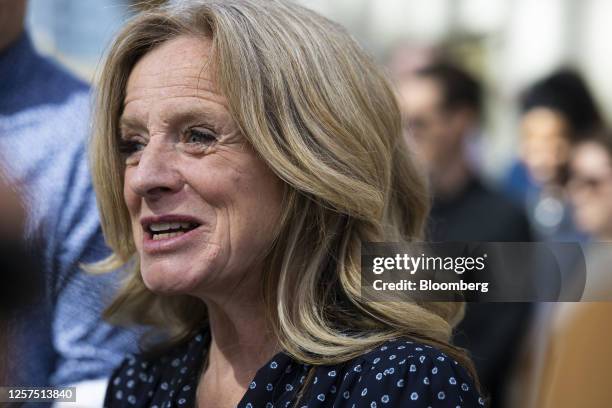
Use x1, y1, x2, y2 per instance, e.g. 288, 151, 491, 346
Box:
502, 74, 606, 403
0, 0, 140, 404
513, 130, 612, 408
0, 170, 41, 385
529, 298, 612, 408
395, 60, 533, 407
397, 62, 532, 242
567, 129, 612, 242
505, 68, 604, 241
567, 129, 612, 298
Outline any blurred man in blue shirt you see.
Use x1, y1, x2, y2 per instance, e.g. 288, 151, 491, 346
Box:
0, 0, 140, 400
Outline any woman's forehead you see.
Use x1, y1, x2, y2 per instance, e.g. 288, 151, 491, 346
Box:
124, 36, 217, 102
122, 35, 229, 122
134, 35, 212, 70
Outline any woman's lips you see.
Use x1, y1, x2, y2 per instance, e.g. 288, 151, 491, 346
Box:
142, 225, 202, 254
140, 214, 204, 255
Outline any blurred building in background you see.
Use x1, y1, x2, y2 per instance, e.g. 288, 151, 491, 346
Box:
299, 0, 611, 246
301, 0, 612, 182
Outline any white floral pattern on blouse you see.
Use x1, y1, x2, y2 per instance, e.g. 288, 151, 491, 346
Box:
104, 328, 485, 407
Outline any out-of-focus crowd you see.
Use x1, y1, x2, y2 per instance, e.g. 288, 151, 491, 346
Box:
389, 49, 612, 407
1, 1, 611, 407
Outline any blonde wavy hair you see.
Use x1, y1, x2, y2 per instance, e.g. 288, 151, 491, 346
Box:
91, 0, 474, 378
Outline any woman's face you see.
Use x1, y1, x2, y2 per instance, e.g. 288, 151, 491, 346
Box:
120, 35, 284, 298
568, 142, 612, 238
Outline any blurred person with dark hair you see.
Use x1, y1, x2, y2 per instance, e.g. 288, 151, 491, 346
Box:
0, 0, 139, 402
567, 130, 612, 241
398, 62, 531, 242
505, 68, 603, 240
567, 130, 612, 299
396, 61, 532, 407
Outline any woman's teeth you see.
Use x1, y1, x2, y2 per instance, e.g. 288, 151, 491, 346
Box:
152, 231, 186, 240
149, 222, 192, 232
148, 222, 198, 240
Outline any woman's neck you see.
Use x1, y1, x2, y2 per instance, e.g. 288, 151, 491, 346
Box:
196, 298, 279, 408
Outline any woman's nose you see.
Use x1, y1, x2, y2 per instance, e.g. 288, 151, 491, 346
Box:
127, 140, 184, 199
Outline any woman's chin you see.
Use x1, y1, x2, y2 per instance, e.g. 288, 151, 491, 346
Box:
141, 269, 200, 296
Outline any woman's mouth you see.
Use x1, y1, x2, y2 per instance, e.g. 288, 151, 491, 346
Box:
140, 215, 204, 254
148, 222, 200, 240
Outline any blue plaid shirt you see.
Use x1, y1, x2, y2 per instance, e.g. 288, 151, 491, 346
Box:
0, 33, 140, 387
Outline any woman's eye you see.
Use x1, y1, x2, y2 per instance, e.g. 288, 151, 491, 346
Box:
118, 139, 146, 156
185, 128, 218, 145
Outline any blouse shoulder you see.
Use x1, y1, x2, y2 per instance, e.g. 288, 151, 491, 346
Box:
105, 332, 207, 407
319, 338, 486, 407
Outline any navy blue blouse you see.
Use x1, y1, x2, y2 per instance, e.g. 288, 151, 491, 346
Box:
104, 328, 485, 407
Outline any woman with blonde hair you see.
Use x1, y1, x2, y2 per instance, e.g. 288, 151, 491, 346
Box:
92, 0, 483, 406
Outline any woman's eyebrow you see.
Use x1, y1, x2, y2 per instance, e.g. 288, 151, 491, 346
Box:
164, 107, 234, 134
171, 109, 211, 124
119, 115, 144, 129
169, 105, 225, 124
118, 105, 232, 135
118, 116, 148, 139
